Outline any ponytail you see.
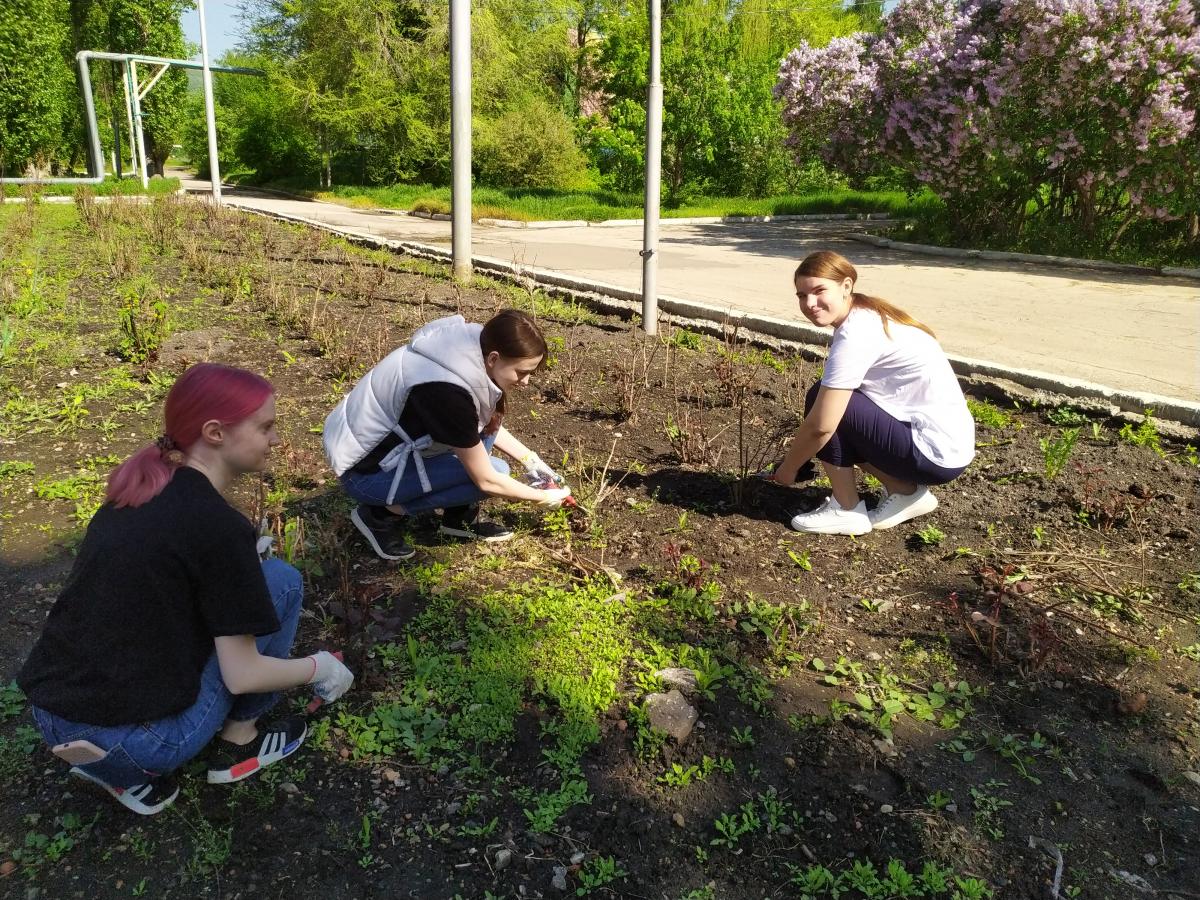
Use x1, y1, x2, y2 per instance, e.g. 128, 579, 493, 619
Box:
105, 363, 273, 508
795, 250, 936, 339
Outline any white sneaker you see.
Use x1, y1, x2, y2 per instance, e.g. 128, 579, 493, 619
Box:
790, 497, 872, 536
868, 485, 939, 530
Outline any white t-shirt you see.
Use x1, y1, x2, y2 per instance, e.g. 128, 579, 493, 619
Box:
821, 305, 975, 468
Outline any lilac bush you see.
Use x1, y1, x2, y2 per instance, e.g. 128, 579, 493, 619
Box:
776, 0, 1200, 249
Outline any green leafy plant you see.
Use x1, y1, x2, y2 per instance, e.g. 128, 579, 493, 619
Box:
576, 855, 627, 894
523, 778, 592, 832
1, 680, 25, 720
967, 398, 1010, 428
1119, 410, 1165, 456
1039, 427, 1080, 480
915, 524, 946, 546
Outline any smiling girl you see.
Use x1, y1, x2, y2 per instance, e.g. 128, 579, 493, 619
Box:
772, 251, 975, 535
324, 310, 572, 559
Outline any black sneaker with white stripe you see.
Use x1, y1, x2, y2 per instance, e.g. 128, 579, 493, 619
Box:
350, 504, 416, 561
206, 716, 308, 784
69, 767, 179, 816
438, 504, 514, 542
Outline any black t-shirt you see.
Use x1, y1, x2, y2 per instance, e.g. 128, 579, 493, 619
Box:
17, 467, 281, 726
352, 382, 482, 474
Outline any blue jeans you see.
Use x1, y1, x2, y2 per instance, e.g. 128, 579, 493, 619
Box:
340, 433, 510, 514
30, 559, 304, 788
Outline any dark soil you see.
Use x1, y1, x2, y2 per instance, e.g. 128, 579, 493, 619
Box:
1, 197, 1198, 900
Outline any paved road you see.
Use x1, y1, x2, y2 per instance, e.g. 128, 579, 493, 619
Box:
194, 182, 1200, 403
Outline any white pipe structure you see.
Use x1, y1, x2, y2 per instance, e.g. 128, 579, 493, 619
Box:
197, 0, 223, 203
0, 51, 261, 187
449, 0, 472, 280
641, 0, 664, 335
126, 61, 150, 189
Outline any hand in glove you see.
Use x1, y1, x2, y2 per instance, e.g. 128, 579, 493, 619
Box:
521, 451, 564, 486
306, 650, 354, 703
536, 487, 574, 509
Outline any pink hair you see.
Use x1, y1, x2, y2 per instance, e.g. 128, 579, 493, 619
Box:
106, 363, 274, 508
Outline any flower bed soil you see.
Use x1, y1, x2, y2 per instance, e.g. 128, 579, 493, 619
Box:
1, 198, 1198, 900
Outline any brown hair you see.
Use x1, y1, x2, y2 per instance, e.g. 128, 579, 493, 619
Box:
478, 309, 548, 432
794, 250, 935, 339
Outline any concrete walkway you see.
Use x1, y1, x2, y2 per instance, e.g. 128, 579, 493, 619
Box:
189, 181, 1200, 406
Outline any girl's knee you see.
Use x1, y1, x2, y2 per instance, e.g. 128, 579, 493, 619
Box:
490, 456, 511, 477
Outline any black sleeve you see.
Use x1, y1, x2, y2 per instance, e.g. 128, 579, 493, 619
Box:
192, 507, 281, 638
403, 383, 481, 448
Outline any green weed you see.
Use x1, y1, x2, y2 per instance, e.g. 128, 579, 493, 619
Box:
522, 778, 592, 832
967, 398, 1010, 429
575, 855, 627, 895
1039, 427, 1080, 480
1119, 410, 1165, 457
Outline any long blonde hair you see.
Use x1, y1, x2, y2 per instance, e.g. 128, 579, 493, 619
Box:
794, 250, 936, 339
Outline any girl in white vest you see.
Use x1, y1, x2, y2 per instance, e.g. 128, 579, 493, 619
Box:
324, 310, 572, 559
771, 251, 975, 536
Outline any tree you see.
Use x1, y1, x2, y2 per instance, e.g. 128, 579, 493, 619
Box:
0, 0, 74, 176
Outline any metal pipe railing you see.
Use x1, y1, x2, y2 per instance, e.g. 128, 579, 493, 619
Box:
1, 51, 261, 187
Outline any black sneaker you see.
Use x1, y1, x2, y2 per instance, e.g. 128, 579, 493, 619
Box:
69, 767, 179, 816
351, 504, 416, 561
438, 504, 514, 543
206, 717, 308, 784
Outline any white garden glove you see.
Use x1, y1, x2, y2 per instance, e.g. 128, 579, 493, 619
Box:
521, 451, 564, 486
307, 651, 354, 703
536, 487, 574, 509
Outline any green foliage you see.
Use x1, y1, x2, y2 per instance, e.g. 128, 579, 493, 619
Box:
1119, 410, 1165, 457
575, 855, 627, 894
0, 0, 73, 173
915, 524, 946, 546
522, 777, 592, 832
1039, 427, 1079, 480
476, 95, 589, 189
967, 398, 1011, 429
0, 680, 25, 720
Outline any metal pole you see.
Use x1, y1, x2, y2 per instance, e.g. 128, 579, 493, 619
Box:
79, 53, 105, 181
127, 62, 150, 189
197, 0, 222, 203
641, 0, 664, 335
122, 62, 137, 172
111, 62, 123, 179
450, 0, 472, 280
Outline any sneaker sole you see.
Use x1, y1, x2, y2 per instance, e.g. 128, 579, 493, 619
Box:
789, 518, 872, 536
438, 525, 514, 543
350, 507, 416, 561
69, 767, 179, 816
207, 721, 308, 785
869, 491, 939, 531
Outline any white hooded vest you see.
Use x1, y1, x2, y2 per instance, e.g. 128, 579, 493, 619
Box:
323, 315, 503, 504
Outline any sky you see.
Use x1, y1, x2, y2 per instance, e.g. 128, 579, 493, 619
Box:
179, 1, 246, 63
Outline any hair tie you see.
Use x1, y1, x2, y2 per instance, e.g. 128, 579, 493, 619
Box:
155, 434, 185, 466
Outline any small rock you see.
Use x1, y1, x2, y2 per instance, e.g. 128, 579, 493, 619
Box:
872, 739, 898, 757
643, 690, 699, 744
784, 757, 796, 768
655, 667, 699, 696
263, 822, 273, 831
26, 888, 40, 900
570, 851, 585, 865
494, 849, 512, 871
867, 652, 883, 662
1182, 771, 1200, 787
1117, 692, 1148, 716
777, 824, 793, 836
281, 782, 300, 795
339, 748, 351, 759
1144, 853, 1158, 867
1053, 681, 1065, 690
0, 860, 16, 877
445, 802, 462, 816
671, 813, 685, 828
381, 769, 400, 785
945, 802, 958, 814
551, 865, 569, 892
879, 804, 893, 814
